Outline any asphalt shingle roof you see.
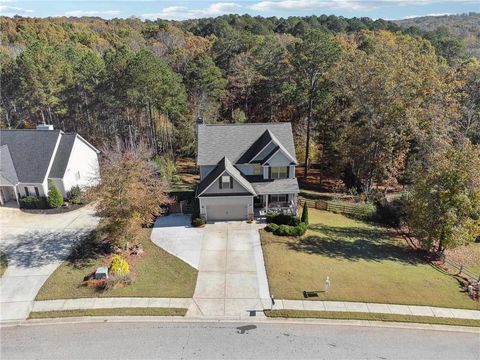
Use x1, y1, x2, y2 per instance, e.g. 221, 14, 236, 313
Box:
197, 123, 297, 166
49, 134, 77, 178
197, 157, 256, 197
251, 178, 299, 195
0, 130, 61, 183
0, 145, 18, 186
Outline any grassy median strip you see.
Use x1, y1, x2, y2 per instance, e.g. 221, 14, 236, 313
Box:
264, 310, 480, 327
29, 307, 187, 319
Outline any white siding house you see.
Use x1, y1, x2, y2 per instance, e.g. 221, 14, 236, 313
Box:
0, 125, 100, 205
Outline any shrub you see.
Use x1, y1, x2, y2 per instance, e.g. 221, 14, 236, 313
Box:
266, 223, 279, 232
19, 195, 48, 209
109, 255, 130, 276
266, 211, 298, 226
270, 222, 308, 237
47, 181, 63, 208
68, 185, 82, 205
192, 217, 206, 227
290, 216, 301, 226
301, 202, 309, 224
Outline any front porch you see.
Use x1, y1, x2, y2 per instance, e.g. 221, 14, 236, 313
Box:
254, 193, 297, 216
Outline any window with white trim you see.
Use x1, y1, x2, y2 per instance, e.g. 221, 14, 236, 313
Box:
219, 175, 233, 189
270, 166, 288, 179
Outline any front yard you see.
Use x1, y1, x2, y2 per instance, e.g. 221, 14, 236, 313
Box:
36, 229, 198, 300
261, 209, 479, 310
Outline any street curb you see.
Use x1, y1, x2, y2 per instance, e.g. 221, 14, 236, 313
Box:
2, 316, 479, 334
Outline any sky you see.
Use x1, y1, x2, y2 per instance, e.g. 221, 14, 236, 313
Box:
0, 0, 478, 21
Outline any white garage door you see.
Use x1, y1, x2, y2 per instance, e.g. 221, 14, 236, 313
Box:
202, 197, 252, 221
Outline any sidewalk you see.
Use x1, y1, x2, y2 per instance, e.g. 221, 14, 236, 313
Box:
30, 298, 480, 320
269, 299, 480, 320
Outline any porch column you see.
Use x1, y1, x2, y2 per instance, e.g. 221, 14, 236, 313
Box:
292, 193, 297, 215
265, 194, 269, 211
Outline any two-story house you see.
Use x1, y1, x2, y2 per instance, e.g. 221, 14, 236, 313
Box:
196, 118, 299, 221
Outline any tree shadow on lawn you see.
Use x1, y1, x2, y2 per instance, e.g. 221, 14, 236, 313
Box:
288, 225, 423, 265
66, 231, 111, 269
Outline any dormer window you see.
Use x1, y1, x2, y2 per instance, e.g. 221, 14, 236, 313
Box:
270, 166, 288, 179
219, 175, 233, 189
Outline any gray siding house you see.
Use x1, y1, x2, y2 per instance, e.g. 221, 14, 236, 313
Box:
196, 119, 299, 221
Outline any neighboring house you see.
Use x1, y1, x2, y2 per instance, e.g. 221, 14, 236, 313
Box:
196, 118, 299, 221
0, 124, 100, 205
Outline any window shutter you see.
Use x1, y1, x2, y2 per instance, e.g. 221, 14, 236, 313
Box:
230, 177, 233, 189
286, 166, 290, 178
268, 167, 272, 179
24, 187, 29, 196
35, 187, 40, 197
285, 194, 289, 202
219, 177, 222, 189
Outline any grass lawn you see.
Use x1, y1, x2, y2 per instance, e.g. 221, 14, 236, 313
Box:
0, 251, 7, 277
264, 310, 480, 327
29, 307, 187, 319
261, 209, 479, 310
36, 229, 198, 300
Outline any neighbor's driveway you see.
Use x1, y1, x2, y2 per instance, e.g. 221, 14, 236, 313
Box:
0, 205, 98, 321
151, 216, 270, 319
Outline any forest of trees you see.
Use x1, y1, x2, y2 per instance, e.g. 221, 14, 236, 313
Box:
0, 14, 479, 199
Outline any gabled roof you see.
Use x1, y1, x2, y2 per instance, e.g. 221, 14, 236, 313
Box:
260, 130, 298, 165
197, 157, 256, 197
0, 129, 61, 183
236, 129, 274, 164
0, 145, 18, 186
48, 134, 77, 178
197, 123, 297, 166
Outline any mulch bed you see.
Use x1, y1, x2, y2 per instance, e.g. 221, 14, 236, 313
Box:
21, 203, 85, 215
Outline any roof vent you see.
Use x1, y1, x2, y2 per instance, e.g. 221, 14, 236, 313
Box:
196, 116, 204, 125
36, 124, 54, 131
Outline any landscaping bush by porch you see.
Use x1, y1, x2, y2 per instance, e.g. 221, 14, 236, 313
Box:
47, 181, 63, 208
266, 211, 300, 226
267, 222, 308, 237
19, 196, 48, 209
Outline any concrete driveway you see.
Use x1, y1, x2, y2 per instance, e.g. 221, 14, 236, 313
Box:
0, 205, 98, 321
188, 221, 270, 319
151, 216, 270, 319
151, 215, 204, 269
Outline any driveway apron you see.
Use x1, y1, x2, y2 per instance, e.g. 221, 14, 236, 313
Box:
187, 221, 270, 318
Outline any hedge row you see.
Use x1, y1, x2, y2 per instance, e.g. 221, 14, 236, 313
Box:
267, 222, 308, 236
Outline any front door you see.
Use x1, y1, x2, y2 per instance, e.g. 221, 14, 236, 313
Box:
254, 195, 264, 208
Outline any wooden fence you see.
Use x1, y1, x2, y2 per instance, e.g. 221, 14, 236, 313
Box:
435, 252, 480, 282
298, 198, 370, 217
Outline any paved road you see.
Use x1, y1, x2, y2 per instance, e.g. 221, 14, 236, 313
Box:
1, 321, 478, 359
0, 206, 98, 321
